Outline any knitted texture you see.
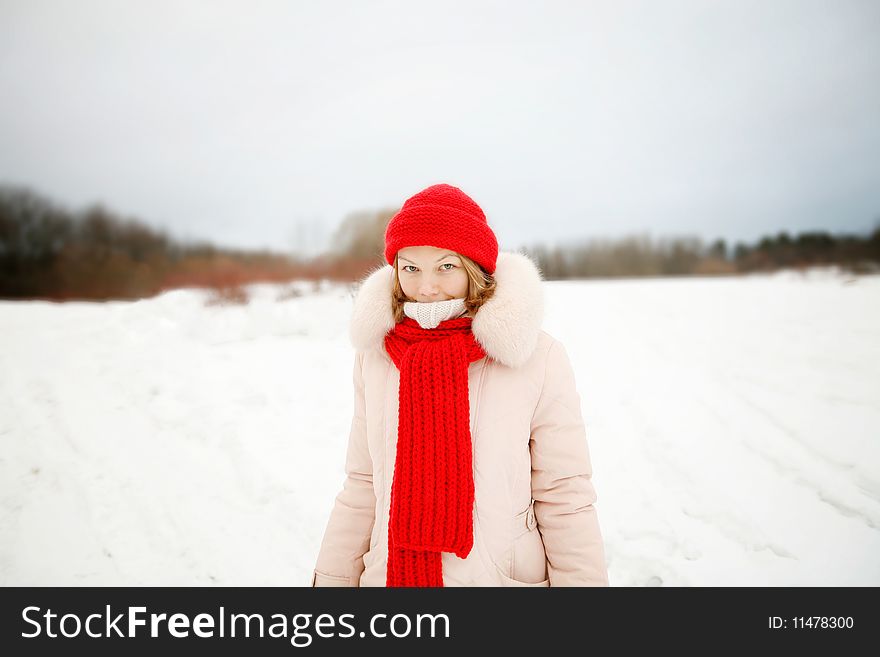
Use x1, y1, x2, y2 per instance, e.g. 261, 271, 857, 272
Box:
403, 297, 468, 329
383, 316, 487, 586
384, 183, 499, 275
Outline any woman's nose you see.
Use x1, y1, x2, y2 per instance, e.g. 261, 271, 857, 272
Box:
419, 278, 440, 296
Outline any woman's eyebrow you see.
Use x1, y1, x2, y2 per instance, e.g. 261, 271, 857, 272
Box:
399, 253, 458, 264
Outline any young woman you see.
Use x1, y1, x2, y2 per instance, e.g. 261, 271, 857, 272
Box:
311, 183, 609, 587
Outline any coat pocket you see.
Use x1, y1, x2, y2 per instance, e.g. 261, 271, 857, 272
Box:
494, 564, 550, 587
509, 500, 549, 586
311, 570, 354, 587
471, 501, 550, 587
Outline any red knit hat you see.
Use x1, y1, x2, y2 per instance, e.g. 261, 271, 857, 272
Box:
384, 183, 499, 275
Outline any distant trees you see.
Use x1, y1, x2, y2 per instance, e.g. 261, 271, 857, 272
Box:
521, 225, 880, 280
521, 234, 729, 279
328, 207, 394, 260
0, 185, 311, 300
730, 229, 880, 273
2, 183, 878, 300
320, 206, 398, 280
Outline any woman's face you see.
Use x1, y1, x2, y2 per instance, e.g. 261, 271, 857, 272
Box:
397, 245, 469, 302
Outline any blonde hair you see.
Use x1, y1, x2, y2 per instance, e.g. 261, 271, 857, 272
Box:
391, 252, 496, 323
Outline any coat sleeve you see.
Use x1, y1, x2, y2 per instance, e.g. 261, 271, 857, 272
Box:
311, 349, 376, 587
529, 338, 609, 586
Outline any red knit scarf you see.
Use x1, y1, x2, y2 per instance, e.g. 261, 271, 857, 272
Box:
383, 315, 487, 587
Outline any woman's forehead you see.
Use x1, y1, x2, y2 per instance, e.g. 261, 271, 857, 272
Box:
398, 246, 460, 262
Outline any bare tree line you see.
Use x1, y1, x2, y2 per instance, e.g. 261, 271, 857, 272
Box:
519, 228, 880, 280
2, 183, 878, 301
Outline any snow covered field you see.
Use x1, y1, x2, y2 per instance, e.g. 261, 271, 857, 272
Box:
1, 267, 878, 586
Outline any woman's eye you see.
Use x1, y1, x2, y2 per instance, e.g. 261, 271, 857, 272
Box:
401, 263, 455, 273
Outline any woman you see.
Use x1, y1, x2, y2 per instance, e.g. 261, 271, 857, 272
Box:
311, 183, 609, 587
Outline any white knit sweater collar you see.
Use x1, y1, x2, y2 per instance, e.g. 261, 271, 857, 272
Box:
403, 297, 468, 329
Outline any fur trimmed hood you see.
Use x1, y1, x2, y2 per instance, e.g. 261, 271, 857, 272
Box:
349, 251, 544, 369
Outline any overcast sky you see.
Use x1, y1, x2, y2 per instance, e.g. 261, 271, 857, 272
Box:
1, 0, 879, 255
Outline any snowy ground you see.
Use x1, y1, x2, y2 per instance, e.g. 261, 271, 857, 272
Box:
1, 267, 878, 586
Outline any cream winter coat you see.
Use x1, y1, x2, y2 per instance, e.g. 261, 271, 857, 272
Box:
311, 251, 609, 587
